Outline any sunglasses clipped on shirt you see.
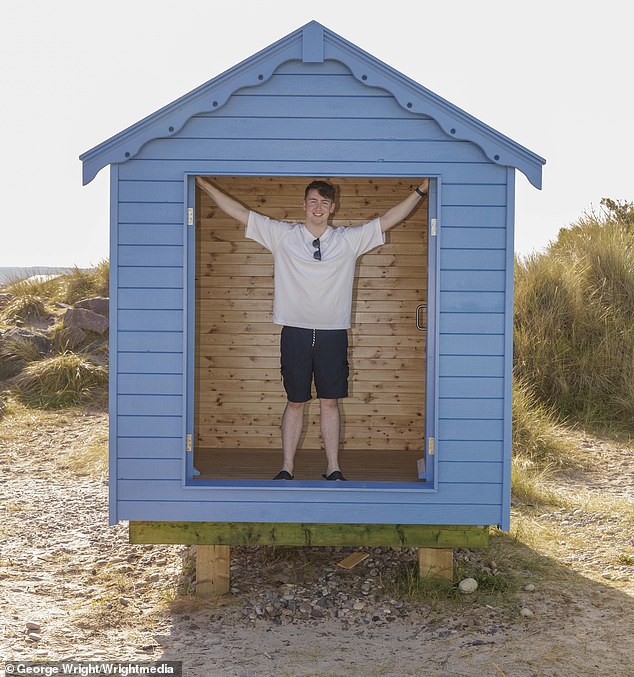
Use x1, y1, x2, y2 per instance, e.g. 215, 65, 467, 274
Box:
312, 238, 322, 261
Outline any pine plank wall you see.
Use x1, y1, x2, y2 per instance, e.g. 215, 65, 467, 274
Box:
195, 176, 428, 474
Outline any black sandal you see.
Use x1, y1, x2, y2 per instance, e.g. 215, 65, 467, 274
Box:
322, 471, 347, 481
273, 470, 294, 480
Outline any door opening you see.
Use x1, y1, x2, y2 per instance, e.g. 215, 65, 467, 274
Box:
192, 176, 429, 482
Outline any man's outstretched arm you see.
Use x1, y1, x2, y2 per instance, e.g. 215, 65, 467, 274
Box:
196, 177, 250, 226
379, 178, 429, 232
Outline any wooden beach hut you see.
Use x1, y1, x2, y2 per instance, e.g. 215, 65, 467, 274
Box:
81, 21, 545, 592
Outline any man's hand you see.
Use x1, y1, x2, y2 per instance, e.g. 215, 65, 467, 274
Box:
380, 178, 430, 232
196, 177, 250, 226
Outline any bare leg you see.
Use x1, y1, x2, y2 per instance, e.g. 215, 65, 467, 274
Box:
281, 401, 305, 475
320, 398, 341, 475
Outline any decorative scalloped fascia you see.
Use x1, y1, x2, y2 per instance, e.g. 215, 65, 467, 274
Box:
80, 21, 545, 188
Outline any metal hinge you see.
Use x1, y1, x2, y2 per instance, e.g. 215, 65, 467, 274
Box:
431, 218, 438, 236
428, 437, 435, 455
187, 208, 194, 226
186, 434, 193, 452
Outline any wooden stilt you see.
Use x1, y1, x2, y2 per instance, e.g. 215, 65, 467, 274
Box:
417, 547, 453, 580
195, 545, 231, 596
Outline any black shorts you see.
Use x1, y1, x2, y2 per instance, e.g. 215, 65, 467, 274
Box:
280, 326, 349, 402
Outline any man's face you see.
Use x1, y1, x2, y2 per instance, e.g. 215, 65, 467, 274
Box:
303, 188, 335, 225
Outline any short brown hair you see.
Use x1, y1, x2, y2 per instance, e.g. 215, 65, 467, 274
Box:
304, 180, 336, 202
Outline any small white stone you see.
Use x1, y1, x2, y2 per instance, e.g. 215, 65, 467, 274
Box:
524, 583, 536, 592
520, 607, 534, 617
458, 577, 478, 594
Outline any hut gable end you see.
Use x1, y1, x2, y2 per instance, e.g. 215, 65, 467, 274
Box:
80, 21, 545, 188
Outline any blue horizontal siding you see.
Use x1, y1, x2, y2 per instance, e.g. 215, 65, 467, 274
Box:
118, 331, 183, 352
439, 419, 504, 441
118, 395, 182, 416
119, 458, 181, 480
439, 377, 503, 398
184, 116, 446, 141
119, 202, 182, 223
116, 500, 502, 525
118, 245, 183, 267
442, 184, 507, 205
118, 309, 183, 331
440, 249, 506, 270
439, 461, 503, 483
119, 225, 183, 246
116, 479, 501, 504
440, 291, 505, 313
439, 398, 504, 419
440, 270, 506, 291
223, 95, 402, 119
119, 180, 183, 202
439, 355, 504, 377
439, 313, 505, 334
118, 159, 507, 183
119, 267, 183, 288
119, 288, 183, 310
118, 416, 182, 437
118, 373, 183, 395
138, 138, 487, 164
440, 335, 505, 355
118, 352, 183, 373
237, 72, 391, 96
440, 227, 506, 250
119, 437, 182, 456
442, 205, 507, 227
440, 441, 503, 462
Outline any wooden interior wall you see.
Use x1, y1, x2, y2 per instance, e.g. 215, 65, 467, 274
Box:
195, 176, 428, 456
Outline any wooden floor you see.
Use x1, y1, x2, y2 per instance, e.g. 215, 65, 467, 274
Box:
194, 448, 424, 482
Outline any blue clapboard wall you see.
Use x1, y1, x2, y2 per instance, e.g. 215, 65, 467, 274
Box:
81, 22, 544, 530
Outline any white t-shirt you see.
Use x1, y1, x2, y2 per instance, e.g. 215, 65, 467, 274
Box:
245, 212, 385, 330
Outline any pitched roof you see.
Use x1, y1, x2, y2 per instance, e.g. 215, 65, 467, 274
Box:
80, 21, 545, 187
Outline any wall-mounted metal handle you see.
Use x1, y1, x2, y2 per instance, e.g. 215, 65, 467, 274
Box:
416, 304, 426, 331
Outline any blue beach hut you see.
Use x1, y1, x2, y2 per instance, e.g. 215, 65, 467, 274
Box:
81, 21, 544, 591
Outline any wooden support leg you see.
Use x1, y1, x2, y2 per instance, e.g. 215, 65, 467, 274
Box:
417, 547, 453, 580
195, 545, 231, 596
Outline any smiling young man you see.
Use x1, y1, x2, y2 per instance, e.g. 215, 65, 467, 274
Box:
196, 177, 429, 481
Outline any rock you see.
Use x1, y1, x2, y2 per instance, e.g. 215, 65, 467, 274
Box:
458, 578, 478, 594
25, 621, 42, 631
520, 607, 534, 617
524, 583, 536, 592
54, 325, 86, 350
1, 327, 51, 354
75, 297, 109, 318
63, 307, 109, 335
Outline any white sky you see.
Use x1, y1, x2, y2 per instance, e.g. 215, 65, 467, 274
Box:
1, 0, 631, 267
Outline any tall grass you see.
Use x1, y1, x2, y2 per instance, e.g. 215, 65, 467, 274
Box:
2, 260, 109, 305
514, 199, 634, 427
13, 353, 108, 408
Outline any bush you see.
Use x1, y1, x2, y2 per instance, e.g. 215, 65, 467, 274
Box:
0, 336, 42, 379
0, 295, 48, 324
514, 199, 634, 427
59, 261, 109, 305
13, 353, 108, 408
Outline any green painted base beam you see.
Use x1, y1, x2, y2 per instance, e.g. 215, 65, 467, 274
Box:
129, 521, 489, 549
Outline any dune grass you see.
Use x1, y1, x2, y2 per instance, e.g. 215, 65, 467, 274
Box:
13, 353, 108, 408
2, 260, 109, 305
514, 199, 634, 428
